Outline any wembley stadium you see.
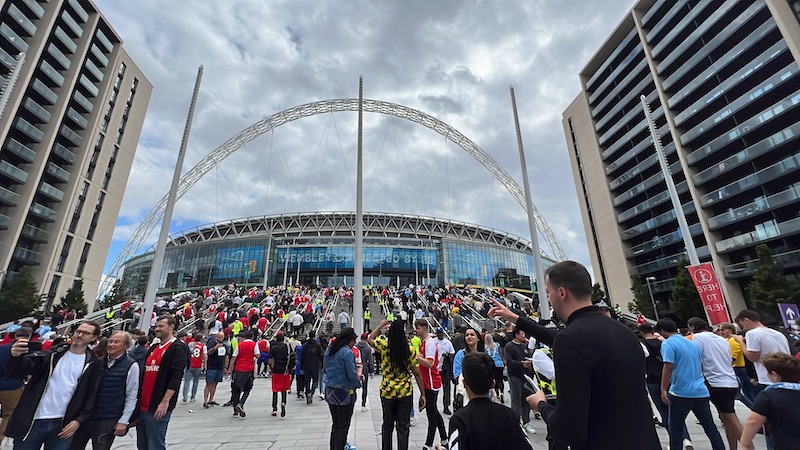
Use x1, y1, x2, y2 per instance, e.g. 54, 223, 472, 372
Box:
119, 211, 556, 298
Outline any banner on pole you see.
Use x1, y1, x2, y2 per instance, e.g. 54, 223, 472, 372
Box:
687, 263, 730, 326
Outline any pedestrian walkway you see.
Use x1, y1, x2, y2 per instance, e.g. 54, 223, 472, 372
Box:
105, 367, 762, 450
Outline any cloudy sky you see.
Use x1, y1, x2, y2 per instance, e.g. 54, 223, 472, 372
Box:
96, 0, 635, 278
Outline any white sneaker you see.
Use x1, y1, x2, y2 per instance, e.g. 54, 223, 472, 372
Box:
410, 418, 416, 427
361, 406, 369, 412
523, 425, 537, 434
682, 439, 694, 450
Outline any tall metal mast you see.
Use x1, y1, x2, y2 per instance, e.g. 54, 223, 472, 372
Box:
510, 87, 550, 319
353, 77, 364, 335
138, 66, 204, 331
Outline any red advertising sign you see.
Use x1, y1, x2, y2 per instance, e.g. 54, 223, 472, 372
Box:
687, 263, 730, 326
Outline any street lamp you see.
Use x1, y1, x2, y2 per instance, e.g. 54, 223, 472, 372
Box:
645, 276, 659, 320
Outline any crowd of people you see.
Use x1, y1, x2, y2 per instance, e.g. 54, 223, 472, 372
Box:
1, 263, 799, 450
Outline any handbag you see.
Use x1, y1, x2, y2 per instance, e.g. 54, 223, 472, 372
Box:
453, 374, 470, 411
325, 385, 356, 406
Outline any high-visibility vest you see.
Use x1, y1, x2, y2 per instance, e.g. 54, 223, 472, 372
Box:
534, 347, 557, 396
364, 310, 371, 320
386, 311, 395, 322
105, 310, 114, 320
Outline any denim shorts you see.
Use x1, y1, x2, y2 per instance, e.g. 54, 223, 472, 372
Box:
206, 369, 223, 383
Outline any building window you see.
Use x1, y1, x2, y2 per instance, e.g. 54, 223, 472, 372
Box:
791, 0, 800, 23
86, 192, 104, 240
86, 133, 103, 179
56, 235, 72, 272
76, 242, 90, 277
69, 181, 89, 232
46, 275, 61, 312
115, 78, 138, 144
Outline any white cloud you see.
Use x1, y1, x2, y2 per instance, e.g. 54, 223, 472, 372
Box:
96, 0, 636, 277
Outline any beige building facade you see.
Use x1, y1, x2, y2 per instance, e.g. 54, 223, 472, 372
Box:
563, 0, 800, 316
0, 0, 151, 313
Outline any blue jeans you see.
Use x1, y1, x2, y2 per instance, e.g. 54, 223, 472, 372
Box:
136, 410, 172, 450
13, 419, 72, 450
667, 394, 725, 450
646, 383, 689, 441
183, 368, 201, 400
734, 367, 755, 409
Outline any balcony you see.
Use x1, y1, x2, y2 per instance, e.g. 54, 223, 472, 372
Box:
39, 60, 65, 87
72, 90, 93, 113
724, 248, 800, 278
708, 183, 800, 230
0, 23, 29, 53
66, 107, 88, 129
625, 223, 704, 259
0, 46, 17, 71
90, 44, 108, 67
67, 0, 90, 22
38, 182, 64, 202
46, 162, 71, 183
716, 216, 800, 254
701, 153, 800, 207
78, 74, 99, 97
0, 214, 10, 230
7, 4, 37, 36
0, 160, 29, 184
84, 58, 104, 82
633, 247, 711, 276
31, 79, 58, 105
30, 202, 57, 222
95, 29, 114, 53
13, 117, 44, 142
46, 43, 71, 70
22, 97, 51, 123
21, 224, 50, 243
51, 143, 77, 165
53, 26, 78, 53
622, 201, 695, 241
12, 247, 42, 265
20, 0, 45, 19
0, 186, 20, 207
4, 138, 36, 163
59, 125, 82, 147
617, 180, 689, 224
60, 10, 83, 38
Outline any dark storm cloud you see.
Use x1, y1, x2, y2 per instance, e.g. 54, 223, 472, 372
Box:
96, 0, 636, 274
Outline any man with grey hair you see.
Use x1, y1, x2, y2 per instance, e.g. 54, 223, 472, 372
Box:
70, 331, 140, 450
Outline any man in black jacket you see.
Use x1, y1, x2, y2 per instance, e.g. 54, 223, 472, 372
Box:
7, 321, 102, 450
490, 261, 661, 450
504, 326, 536, 435
137, 315, 188, 450
445, 352, 532, 450
301, 332, 322, 404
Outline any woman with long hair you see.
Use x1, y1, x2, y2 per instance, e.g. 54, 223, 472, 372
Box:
453, 327, 484, 379
323, 328, 362, 450
484, 334, 505, 403
368, 319, 426, 450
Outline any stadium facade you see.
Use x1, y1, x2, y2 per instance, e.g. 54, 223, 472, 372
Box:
119, 211, 555, 298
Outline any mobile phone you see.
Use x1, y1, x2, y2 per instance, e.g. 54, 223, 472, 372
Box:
27, 341, 43, 352
522, 374, 539, 397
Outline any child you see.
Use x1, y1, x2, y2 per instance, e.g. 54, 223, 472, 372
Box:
740, 352, 800, 450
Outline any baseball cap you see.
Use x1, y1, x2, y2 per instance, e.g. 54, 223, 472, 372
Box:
596, 301, 612, 310
436, 327, 445, 333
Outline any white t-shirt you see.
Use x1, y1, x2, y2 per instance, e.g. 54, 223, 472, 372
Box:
745, 327, 791, 384
34, 351, 86, 419
532, 348, 555, 380
691, 332, 738, 388
434, 337, 455, 371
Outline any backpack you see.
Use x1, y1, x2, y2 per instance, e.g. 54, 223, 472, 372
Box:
642, 338, 663, 382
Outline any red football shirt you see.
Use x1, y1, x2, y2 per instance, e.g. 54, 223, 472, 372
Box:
140, 339, 174, 411
189, 342, 205, 369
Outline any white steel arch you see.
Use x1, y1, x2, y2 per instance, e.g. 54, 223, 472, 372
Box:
103, 99, 567, 295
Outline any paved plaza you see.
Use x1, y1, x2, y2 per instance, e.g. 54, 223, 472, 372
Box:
104, 373, 763, 450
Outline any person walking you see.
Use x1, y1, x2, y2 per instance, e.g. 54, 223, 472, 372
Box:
656, 318, 725, 450
687, 317, 743, 450
338, 310, 350, 332
484, 334, 505, 403
718, 322, 755, 408
368, 319, 426, 450
490, 260, 661, 449
182, 333, 205, 403
7, 322, 102, 450
69, 331, 139, 450
414, 319, 448, 450
203, 332, 229, 408
302, 332, 323, 404
733, 310, 791, 393
356, 333, 375, 412
433, 327, 455, 415
227, 330, 259, 417
323, 328, 362, 450
137, 315, 189, 450
269, 333, 295, 417
504, 326, 536, 435
451, 327, 484, 412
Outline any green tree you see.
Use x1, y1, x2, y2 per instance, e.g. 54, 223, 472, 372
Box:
0, 266, 42, 323
747, 244, 793, 315
97, 279, 124, 310
60, 279, 88, 314
591, 282, 606, 305
670, 259, 706, 326
630, 275, 655, 318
